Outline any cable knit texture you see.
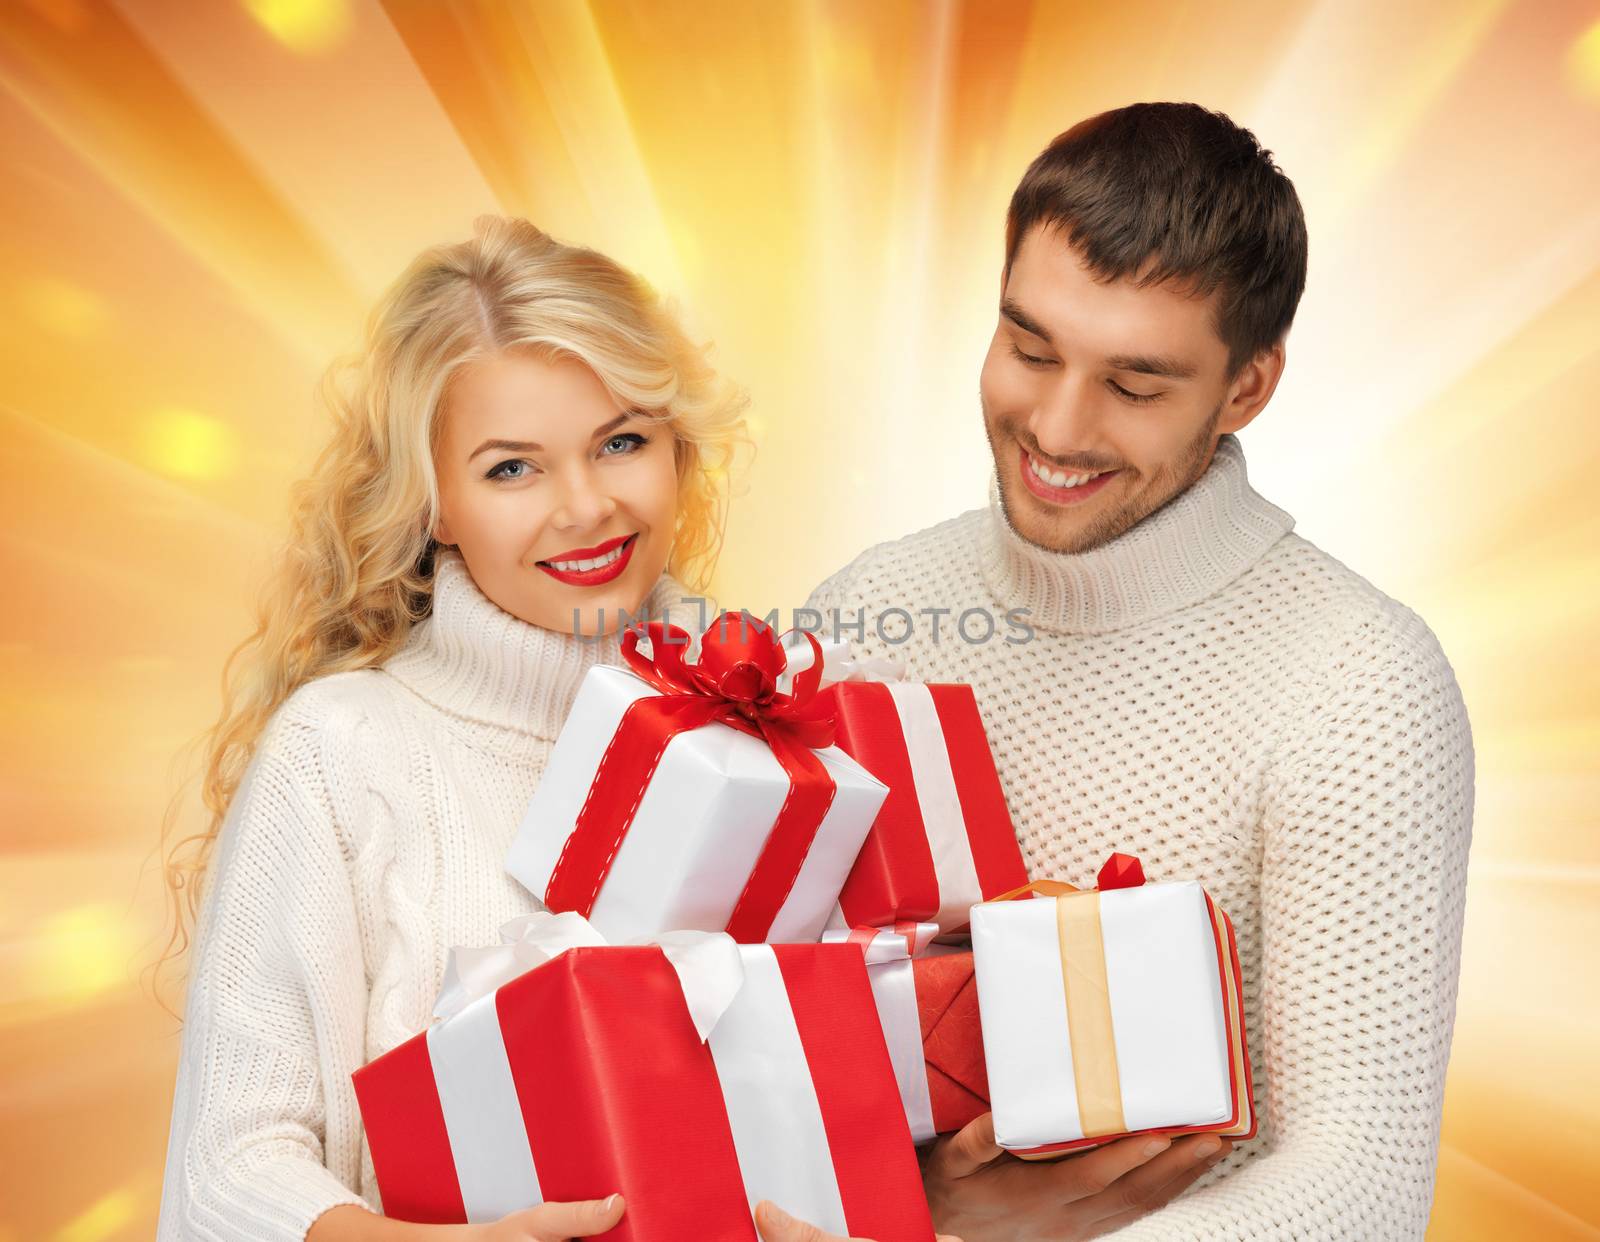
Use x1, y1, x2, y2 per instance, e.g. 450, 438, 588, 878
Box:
805, 434, 1475, 1241
156, 550, 705, 1241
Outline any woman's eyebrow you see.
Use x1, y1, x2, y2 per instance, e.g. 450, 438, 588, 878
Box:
469, 437, 540, 460
468, 413, 640, 462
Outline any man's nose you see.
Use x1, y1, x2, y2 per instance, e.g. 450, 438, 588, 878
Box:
550, 464, 618, 530
1028, 374, 1101, 459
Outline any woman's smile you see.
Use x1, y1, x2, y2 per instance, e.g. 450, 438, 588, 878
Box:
535, 531, 639, 586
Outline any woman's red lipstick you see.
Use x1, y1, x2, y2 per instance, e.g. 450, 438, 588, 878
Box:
535, 532, 638, 587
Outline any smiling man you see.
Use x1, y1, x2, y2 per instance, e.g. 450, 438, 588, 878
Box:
802, 103, 1474, 1240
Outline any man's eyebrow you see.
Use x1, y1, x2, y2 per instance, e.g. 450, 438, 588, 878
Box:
467, 412, 637, 462
1104, 353, 1199, 381
1000, 298, 1053, 344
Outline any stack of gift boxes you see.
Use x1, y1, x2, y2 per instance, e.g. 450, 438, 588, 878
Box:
352, 613, 1256, 1241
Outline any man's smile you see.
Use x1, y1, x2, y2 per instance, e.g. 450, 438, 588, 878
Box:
1020, 447, 1122, 506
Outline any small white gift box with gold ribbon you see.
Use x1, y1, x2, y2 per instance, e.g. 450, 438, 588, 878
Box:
970, 853, 1256, 1156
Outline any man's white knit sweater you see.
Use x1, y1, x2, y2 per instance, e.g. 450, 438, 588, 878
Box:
804, 433, 1475, 1240
156, 550, 704, 1240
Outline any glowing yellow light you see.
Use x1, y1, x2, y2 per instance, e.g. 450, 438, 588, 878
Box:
24, 278, 109, 339
23, 903, 127, 1007
53, 1184, 138, 1242
142, 407, 238, 481
1570, 17, 1600, 102
243, 0, 351, 55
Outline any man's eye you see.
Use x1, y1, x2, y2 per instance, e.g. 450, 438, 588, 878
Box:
1108, 380, 1163, 405
1009, 343, 1054, 368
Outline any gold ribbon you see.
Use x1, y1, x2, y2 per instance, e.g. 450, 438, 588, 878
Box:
1056, 892, 1127, 1137
985, 877, 1127, 1138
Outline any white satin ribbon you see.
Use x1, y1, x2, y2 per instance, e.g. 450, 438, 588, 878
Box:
424, 912, 749, 1222
886, 683, 984, 931
822, 924, 940, 1144
708, 946, 851, 1233
778, 634, 908, 690
433, 911, 745, 1043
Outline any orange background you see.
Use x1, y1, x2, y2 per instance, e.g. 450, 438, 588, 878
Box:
3, 2, 1599, 1238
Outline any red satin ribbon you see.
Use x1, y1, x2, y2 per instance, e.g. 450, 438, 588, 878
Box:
542, 612, 840, 943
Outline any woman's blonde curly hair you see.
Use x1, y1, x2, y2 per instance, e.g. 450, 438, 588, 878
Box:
148, 216, 749, 1015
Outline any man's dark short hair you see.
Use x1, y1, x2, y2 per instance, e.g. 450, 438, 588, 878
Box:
1006, 102, 1308, 377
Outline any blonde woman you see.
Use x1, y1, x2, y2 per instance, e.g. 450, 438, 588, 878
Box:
153, 218, 887, 1242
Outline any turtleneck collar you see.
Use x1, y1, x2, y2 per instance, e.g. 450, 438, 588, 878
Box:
380, 547, 702, 739
979, 433, 1294, 635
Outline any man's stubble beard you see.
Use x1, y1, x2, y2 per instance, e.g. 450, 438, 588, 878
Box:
984, 399, 1223, 556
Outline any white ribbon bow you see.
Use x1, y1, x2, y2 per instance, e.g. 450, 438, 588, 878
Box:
777, 634, 908, 690
433, 910, 746, 1043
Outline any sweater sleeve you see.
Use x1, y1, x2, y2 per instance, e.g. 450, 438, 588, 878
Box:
1110, 610, 1475, 1240
157, 723, 375, 1241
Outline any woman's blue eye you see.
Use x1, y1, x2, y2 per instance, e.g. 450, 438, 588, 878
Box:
601, 432, 648, 455
485, 459, 533, 481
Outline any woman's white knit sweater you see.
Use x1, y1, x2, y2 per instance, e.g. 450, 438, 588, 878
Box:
804, 433, 1475, 1240
156, 550, 705, 1240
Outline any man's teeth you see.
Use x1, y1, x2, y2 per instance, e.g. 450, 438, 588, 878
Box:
1029, 456, 1109, 489
549, 540, 627, 572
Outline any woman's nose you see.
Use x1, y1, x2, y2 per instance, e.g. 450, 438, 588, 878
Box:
549, 465, 618, 531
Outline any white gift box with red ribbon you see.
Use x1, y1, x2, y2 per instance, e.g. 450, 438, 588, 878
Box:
506, 615, 889, 945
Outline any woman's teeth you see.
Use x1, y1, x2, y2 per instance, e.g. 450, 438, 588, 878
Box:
548, 541, 627, 572
1029, 456, 1108, 489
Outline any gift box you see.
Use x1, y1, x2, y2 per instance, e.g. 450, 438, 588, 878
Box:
825, 924, 990, 1143
353, 913, 935, 1241
506, 613, 889, 944
969, 854, 1255, 1156
823, 676, 1029, 934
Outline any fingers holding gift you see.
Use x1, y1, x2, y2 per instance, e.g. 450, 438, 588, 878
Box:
926, 1112, 1004, 1182
754, 1200, 963, 1242
1074, 1135, 1234, 1237
487, 1193, 626, 1240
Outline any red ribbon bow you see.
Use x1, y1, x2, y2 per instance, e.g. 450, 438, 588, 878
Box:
542, 612, 841, 943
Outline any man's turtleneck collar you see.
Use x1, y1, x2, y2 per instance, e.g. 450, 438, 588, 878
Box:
979, 434, 1295, 635
380, 547, 701, 738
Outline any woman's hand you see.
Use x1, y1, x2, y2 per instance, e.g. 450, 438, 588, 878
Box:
754, 1200, 963, 1242
922, 1113, 1231, 1241
308, 1195, 626, 1240
480, 1194, 626, 1241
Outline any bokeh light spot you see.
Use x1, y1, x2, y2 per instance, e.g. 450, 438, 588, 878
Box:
23, 278, 110, 339
53, 1184, 138, 1242
243, 0, 351, 55
142, 407, 238, 481
1570, 17, 1600, 103
24, 902, 129, 1007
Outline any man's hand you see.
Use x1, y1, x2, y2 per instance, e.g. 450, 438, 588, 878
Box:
754, 1200, 963, 1242
922, 1114, 1232, 1241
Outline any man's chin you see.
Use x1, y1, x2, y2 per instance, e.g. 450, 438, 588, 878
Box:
999, 469, 1122, 556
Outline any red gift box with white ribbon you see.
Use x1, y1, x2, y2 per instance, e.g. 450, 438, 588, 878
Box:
805, 657, 1028, 934
352, 913, 934, 1241
825, 923, 989, 1144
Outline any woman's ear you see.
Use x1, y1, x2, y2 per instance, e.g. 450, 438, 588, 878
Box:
431, 513, 455, 546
